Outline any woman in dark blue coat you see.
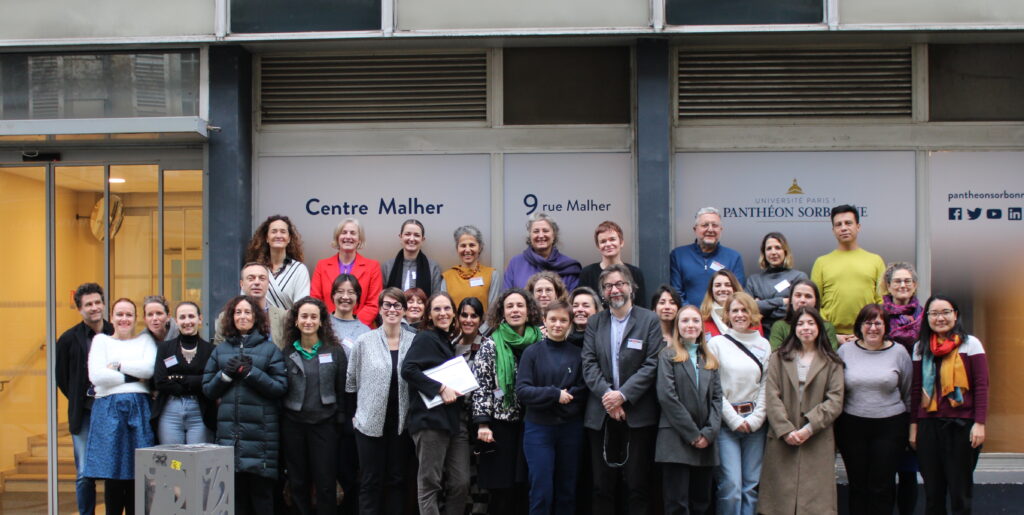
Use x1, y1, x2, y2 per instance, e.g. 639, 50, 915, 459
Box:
202, 295, 287, 515
515, 300, 587, 515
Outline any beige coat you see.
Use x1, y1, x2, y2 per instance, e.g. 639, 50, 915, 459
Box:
758, 350, 844, 515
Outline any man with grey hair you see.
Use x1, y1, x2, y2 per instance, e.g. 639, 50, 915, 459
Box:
669, 206, 746, 305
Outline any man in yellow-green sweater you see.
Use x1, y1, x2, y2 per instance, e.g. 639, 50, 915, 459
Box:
811, 204, 884, 343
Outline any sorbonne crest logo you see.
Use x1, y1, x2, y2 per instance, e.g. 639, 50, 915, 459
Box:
787, 178, 804, 195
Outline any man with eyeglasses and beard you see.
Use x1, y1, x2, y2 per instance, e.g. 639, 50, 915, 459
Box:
581, 264, 663, 515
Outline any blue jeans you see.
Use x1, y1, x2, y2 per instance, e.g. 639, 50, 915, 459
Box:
523, 419, 584, 515
157, 396, 213, 445
71, 410, 95, 515
715, 424, 766, 515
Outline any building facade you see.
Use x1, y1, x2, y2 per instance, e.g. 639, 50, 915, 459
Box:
1, 0, 1021, 510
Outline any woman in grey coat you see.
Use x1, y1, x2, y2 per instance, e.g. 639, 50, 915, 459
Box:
656, 305, 722, 515
744, 232, 808, 332
346, 287, 416, 515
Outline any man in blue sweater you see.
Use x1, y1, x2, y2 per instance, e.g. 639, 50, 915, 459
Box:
669, 206, 746, 305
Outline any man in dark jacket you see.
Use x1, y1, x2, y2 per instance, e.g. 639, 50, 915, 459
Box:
581, 265, 663, 515
55, 282, 113, 515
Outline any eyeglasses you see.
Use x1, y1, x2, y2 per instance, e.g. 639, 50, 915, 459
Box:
926, 309, 954, 319
602, 281, 629, 292
890, 279, 915, 286
381, 302, 403, 311
696, 223, 721, 230
862, 321, 884, 328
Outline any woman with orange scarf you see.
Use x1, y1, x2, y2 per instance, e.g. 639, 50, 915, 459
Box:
909, 295, 989, 515
442, 225, 501, 312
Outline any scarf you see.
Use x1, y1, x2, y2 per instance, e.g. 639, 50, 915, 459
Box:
522, 246, 582, 278
710, 303, 729, 335
386, 250, 432, 293
293, 340, 322, 360
883, 295, 922, 350
921, 334, 969, 412
491, 322, 541, 407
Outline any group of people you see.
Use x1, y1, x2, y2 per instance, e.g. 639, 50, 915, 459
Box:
53, 205, 988, 515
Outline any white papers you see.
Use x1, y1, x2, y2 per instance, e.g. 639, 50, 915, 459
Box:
419, 356, 480, 409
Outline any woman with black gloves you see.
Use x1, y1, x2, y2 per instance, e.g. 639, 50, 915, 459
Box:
152, 301, 214, 444
281, 296, 348, 515
203, 295, 288, 515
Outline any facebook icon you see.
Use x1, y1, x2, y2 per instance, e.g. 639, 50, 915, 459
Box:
949, 207, 962, 220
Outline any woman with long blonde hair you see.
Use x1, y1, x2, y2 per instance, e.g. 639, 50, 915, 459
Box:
656, 305, 722, 515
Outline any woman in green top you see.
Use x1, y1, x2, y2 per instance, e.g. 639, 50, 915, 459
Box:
768, 279, 840, 350
471, 288, 543, 515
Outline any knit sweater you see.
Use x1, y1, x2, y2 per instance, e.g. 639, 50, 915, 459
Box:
515, 337, 587, 425
744, 267, 809, 325
910, 335, 989, 424
331, 316, 371, 357
669, 241, 746, 306
266, 258, 311, 310
706, 329, 770, 431
810, 248, 885, 334
88, 332, 157, 397
837, 341, 912, 418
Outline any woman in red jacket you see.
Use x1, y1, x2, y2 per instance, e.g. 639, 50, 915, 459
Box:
312, 218, 383, 327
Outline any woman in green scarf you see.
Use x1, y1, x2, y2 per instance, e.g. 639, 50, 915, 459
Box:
471, 288, 542, 515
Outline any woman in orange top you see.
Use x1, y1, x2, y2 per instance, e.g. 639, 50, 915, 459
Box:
442, 225, 500, 312
311, 218, 383, 327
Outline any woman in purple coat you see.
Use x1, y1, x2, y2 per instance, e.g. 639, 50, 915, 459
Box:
503, 213, 582, 291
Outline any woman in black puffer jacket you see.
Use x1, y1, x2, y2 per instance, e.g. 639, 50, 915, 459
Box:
203, 295, 288, 515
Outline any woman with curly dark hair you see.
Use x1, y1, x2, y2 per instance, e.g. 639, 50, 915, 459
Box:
472, 288, 543, 515
281, 297, 348, 515
245, 215, 310, 310
203, 295, 287, 515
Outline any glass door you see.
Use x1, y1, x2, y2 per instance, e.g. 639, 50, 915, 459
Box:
0, 155, 204, 513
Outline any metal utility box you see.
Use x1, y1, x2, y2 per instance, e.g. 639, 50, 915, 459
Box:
135, 444, 234, 514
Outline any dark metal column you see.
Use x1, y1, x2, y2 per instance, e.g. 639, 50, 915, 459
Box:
206, 46, 253, 323
635, 39, 673, 292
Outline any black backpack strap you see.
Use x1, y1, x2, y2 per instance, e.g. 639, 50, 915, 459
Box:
723, 334, 763, 382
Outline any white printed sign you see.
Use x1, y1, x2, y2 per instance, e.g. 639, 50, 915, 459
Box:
674, 151, 916, 275
503, 153, 635, 268
256, 154, 492, 272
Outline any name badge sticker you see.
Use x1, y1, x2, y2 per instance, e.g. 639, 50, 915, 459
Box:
627, 338, 644, 350
773, 279, 791, 293
163, 355, 178, 368
469, 277, 485, 287
493, 388, 504, 400
342, 338, 355, 351
709, 261, 725, 272
318, 353, 333, 364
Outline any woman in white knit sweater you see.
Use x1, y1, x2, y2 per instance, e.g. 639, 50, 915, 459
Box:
705, 292, 771, 515
83, 297, 157, 515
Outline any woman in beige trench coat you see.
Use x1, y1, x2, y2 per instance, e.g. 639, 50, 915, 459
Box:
759, 306, 844, 515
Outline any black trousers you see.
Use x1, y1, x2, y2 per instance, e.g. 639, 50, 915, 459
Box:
283, 417, 338, 515
588, 423, 657, 515
354, 428, 411, 515
337, 427, 360, 514
917, 417, 981, 515
236, 472, 275, 515
836, 412, 908, 515
661, 463, 713, 515
104, 479, 134, 515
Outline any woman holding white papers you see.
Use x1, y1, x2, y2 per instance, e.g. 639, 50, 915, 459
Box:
401, 292, 471, 515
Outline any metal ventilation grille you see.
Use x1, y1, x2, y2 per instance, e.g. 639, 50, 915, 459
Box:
260, 53, 487, 123
678, 49, 912, 118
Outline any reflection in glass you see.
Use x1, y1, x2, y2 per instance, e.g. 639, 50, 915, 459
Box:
163, 170, 204, 309
0, 52, 199, 120
0, 166, 64, 511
